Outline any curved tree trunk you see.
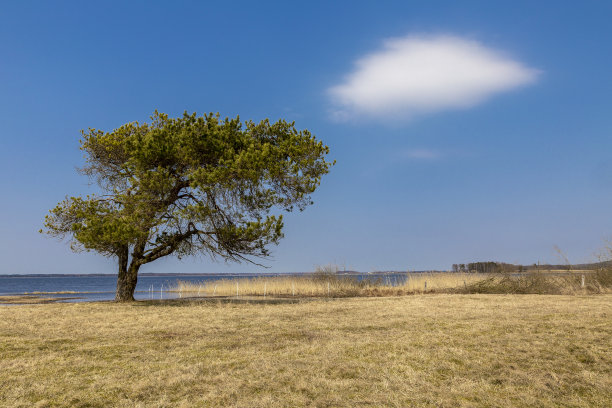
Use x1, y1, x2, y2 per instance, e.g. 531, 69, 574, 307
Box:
115, 246, 141, 302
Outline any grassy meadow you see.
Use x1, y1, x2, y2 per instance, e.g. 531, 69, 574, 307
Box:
1, 294, 611, 407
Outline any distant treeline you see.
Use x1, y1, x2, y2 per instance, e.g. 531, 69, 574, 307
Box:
451, 260, 612, 273
451, 262, 515, 274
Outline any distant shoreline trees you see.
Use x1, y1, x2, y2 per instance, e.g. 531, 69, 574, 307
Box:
451, 262, 514, 273
451, 260, 612, 273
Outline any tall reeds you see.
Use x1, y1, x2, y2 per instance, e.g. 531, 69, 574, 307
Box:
168, 271, 488, 298
167, 267, 612, 298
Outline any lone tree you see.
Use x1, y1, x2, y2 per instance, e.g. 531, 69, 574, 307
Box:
43, 111, 333, 301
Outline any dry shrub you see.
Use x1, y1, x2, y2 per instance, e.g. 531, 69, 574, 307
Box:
593, 266, 612, 289
458, 272, 612, 295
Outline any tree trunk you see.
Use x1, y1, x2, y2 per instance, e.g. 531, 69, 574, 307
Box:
115, 247, 140, 302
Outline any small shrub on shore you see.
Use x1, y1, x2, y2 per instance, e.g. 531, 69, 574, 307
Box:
456, 271, 612, 295
593, 265, 612, 288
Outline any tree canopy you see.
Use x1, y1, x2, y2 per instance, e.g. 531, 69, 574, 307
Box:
43, 111, 333, 301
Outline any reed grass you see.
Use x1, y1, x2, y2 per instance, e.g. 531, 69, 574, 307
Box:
169, 268, 612, 298
168, 272, 490, 298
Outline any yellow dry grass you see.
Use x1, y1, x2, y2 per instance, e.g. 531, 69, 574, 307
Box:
402, 272, 484, 292
1, 294, 611, 407
169, 273, 487, 297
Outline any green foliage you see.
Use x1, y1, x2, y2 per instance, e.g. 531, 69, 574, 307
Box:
43, 111, 333, 266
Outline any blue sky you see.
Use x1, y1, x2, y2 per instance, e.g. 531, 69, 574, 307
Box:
2, 1, 612, 274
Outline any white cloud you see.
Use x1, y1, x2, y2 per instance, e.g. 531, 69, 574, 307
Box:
401, 148, 442, 160
328, 35, 540, 120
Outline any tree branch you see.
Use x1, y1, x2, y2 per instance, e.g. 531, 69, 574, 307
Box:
138, 227, 201, 265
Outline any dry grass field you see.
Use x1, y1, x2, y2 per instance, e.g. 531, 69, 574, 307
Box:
1, 294, 611, 407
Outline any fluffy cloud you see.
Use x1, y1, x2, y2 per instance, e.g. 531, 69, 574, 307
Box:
328, 35, 539, 120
